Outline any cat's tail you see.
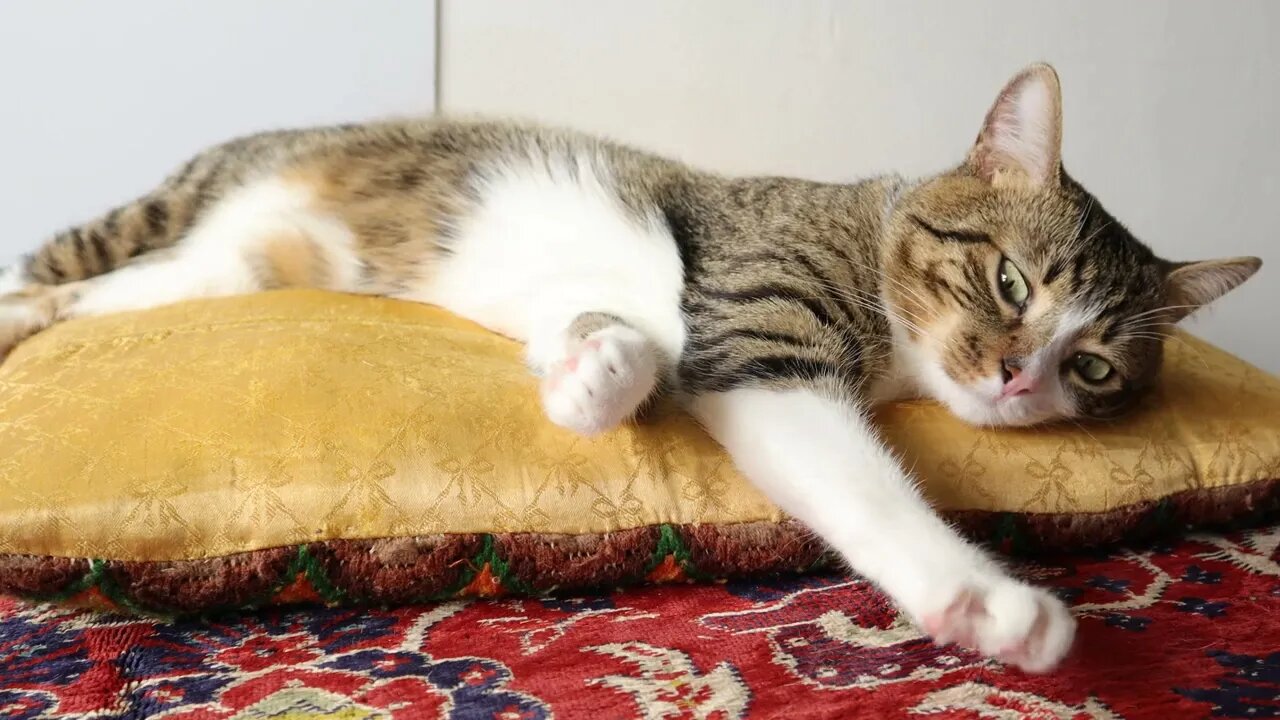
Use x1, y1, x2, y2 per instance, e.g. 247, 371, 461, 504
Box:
11, 187, 203, 290
5, 132, 262, 292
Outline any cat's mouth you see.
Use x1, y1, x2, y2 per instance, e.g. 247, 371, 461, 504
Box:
907, 339, 1064, 428
984, 387, 1061, 427
943, 374, 1058, 428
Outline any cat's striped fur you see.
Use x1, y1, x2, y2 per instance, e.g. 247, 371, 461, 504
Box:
0, 65, 1260, 672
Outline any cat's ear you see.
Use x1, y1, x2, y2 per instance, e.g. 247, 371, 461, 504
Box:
1163, 256, 1262, 321
967, 64, 1063, 188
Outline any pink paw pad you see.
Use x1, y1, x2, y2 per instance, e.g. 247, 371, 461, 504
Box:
562, 339, 602, 373
922, 590, 983, 648
917, 583, 1076, 674
538, 327, 658, 436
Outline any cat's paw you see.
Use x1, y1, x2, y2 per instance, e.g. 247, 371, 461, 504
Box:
921, 580, 1075, 674
0, 296, 55, 360
540, 325, 658, 435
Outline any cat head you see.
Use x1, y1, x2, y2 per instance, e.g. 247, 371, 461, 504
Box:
884, 64, 1260, 427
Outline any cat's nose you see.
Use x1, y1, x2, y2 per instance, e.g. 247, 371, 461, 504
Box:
1000, 358, 1037, 397
1000, 357, 1022, 383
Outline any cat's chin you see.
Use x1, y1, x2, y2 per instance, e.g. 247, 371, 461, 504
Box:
950, 399, 1055, 428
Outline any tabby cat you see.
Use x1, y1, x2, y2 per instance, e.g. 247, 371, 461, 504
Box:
0, 65, 1260, 672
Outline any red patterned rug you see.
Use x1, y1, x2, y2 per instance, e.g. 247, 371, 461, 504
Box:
2, 526, 1278, 719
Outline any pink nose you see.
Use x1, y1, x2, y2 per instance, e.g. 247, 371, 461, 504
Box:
1000, 360, 1038, 398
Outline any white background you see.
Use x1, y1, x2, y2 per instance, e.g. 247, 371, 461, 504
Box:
440, 1, 1279, 372
0, 2, 437, 260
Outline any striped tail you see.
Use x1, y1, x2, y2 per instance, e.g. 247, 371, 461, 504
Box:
21, 190, 200, 286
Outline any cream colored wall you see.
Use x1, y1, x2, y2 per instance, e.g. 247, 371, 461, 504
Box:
440, 1, 1279, 373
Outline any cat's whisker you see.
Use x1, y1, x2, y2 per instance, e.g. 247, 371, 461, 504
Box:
842, 258, 937, 309
1129, 304, 1198, 317
1122, 335, 1205, 377
768, 287, 934, 340
806, 273, 925, 316
877, 276, 935, 311
818, 280, 942, 330
1066, 417, 1107, 450
1117, 325, 1177, 336
1073, 218, 1113, 252
816, 253, 935, 308
1116, 319, 1178, 329
1122, 305, 1200, 323
798, 280, 960, 351
837, 290, 936, 330
1114, 321, 1178, 335
796, 281, 939, 338
1072, 196, 1095, 243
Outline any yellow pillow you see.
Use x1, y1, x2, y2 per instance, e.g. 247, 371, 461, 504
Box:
0, 290, 1276, 613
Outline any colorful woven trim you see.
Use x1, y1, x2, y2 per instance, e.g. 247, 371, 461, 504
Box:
0, 522, 832, 616
3, 479, 1278, 617
947, 477, 1280, 556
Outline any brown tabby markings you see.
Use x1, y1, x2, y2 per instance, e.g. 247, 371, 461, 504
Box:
8, 71, 1261, 423
255, 233, 330, 290
20, 122, 902, 400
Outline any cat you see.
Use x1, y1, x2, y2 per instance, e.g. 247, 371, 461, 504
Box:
0, 64, 1260, 672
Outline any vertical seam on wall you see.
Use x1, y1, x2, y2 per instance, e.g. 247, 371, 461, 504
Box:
433, 0, 443, 113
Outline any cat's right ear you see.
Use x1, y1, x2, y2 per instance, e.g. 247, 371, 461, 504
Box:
966, 64, 1064, 188
1162, 256, 1262, 322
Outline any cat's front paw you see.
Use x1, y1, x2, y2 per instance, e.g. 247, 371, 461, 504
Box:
921, 580, 1075, 673
540, 325, 658, 435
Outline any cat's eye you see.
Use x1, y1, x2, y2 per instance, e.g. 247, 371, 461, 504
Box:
1072, 353, 1113, 383
997, 257, 1030, 309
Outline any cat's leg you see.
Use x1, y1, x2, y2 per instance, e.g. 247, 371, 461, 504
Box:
0, 177, 361, 357
690, 385, 1075, 673
66, 178, 361, 319
0, 282, 84, 358
526, 312, 662, 435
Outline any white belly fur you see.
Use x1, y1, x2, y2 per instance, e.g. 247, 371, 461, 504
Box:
412, 156, 688, 370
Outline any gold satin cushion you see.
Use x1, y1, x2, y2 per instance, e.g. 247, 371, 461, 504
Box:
0, 290, 1277, 612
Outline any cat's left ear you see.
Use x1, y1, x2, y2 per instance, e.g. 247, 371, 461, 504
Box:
1163, 256, 1262, 321
967, 64, 1063, 188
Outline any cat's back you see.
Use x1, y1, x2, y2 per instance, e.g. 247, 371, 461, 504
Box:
185, 116, 691, 193
312, 118, 697, 358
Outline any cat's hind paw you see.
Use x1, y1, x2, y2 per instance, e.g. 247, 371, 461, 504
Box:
540, 325, 658, 436
0, 292, 60, 360
922, 580, 1076, 674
